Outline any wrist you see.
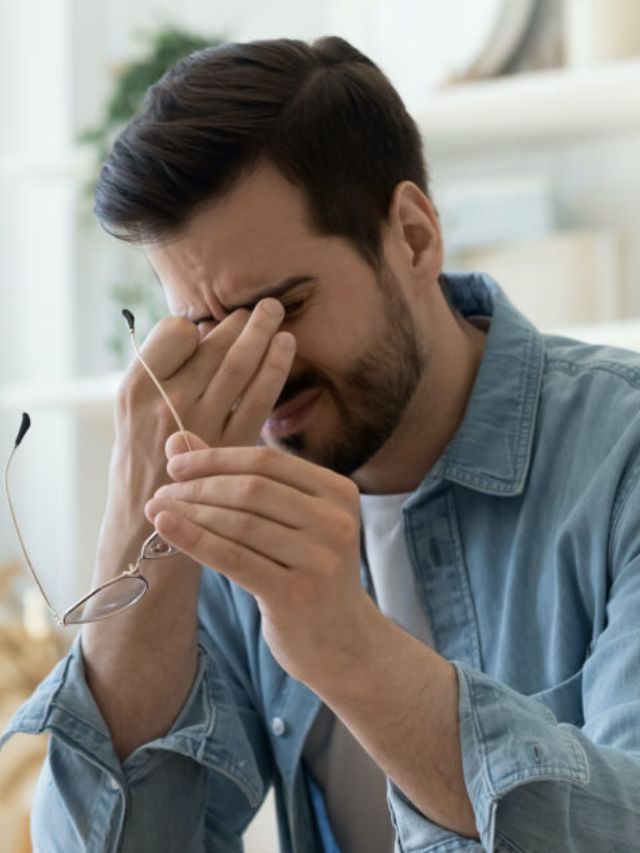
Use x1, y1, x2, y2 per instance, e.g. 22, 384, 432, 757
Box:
302, 597, 396, 700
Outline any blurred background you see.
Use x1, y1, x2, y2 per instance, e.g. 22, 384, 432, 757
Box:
1, 0, 640, 849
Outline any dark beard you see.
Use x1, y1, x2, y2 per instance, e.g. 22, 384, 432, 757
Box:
274, 267, 427, 476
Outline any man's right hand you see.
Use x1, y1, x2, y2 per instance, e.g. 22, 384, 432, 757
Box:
81, 298, 295, 760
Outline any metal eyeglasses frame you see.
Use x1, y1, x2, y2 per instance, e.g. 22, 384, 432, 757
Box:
3, 309, 193, 626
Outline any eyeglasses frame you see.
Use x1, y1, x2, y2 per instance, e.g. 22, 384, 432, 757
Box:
3, 310, 193, 626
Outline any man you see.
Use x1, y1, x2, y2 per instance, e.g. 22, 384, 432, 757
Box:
3, 35, 640, 852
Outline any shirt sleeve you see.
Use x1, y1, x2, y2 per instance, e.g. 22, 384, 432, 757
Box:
0, 632, 268, 853
388, 473, 640, 852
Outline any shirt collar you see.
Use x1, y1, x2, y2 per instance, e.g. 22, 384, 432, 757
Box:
426, 272, 545, 497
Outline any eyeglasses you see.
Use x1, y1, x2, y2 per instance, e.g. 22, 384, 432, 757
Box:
3, 310, 193, 626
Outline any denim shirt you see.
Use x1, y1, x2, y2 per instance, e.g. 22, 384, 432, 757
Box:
4, 272, 640, 852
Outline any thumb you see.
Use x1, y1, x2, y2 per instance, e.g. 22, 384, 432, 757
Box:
165, 429, 209, 459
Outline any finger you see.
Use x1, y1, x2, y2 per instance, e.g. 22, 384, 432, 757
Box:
129, 316, 200, 382
165, 430, 209, 460
147, 498, 304, 568
200, 299, 286, 414
152, 509, 284, 599
170, 309, 250, 399
154, 473, 316, 527
222, 331, 296, 445
167, 445, 350, 501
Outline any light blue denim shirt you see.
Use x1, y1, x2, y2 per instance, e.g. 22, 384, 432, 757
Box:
4, 272, 640, 852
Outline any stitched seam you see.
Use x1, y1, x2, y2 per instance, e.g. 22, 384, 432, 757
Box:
494, 829, 525, 853
447, 491, 483, 670
607, 455, 640, 571
545, 358, 640, 388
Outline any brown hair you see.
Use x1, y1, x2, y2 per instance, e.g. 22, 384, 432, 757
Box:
95, 36, 429, 269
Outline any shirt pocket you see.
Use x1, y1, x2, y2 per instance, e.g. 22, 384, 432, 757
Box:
529, 668, 584, 727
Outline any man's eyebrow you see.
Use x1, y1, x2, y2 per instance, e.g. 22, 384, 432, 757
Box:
194, 275, 315, 322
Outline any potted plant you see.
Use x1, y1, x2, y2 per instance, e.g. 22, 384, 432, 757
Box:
81, 27, 225, 365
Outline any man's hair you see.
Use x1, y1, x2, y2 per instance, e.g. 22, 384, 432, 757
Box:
95, 35, 429, 269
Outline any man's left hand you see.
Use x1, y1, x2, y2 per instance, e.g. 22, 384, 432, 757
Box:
145, 440, 381, 685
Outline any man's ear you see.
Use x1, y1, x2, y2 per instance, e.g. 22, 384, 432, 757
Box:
387, 181, 443, 282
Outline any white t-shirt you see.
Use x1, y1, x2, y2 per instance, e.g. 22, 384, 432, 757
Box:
303, 492, 433, 852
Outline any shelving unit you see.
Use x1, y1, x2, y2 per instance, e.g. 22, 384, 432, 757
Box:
416, 58, 640, 153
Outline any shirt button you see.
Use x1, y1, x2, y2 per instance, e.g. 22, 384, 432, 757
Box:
271, 716, 287, 737
108, 776, 119, 791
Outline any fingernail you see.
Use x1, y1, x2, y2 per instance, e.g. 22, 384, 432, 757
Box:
168, 455, 185, 474
262, 298, 284, 318
276, 332, 295, 350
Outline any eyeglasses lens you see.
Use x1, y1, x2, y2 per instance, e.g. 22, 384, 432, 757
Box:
64, 576, 148, 624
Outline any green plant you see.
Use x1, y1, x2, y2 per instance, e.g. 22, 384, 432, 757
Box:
80, 26, 225, 365
81, 27, 220, 163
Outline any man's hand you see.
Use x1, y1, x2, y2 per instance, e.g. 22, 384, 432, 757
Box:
81, 300, 296, 760
111, 298, 296, 507
145, 441, 479, 839
144, 444, 379, 685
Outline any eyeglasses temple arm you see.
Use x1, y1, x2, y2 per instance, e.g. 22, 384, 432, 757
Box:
3, 447, 62, 624
126, 325, 193, 453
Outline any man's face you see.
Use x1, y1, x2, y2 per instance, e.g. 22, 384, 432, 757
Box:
146, 163, 428, 478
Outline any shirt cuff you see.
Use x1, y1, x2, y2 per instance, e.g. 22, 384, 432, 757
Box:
385, 663, 590, 852
0, 631, 263, 808
454, 661, 589, 849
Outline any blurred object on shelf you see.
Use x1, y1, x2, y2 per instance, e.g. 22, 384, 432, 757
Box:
500, 0, 564, 75
453, 229, 621, 328
445, 0, 537, 81
329, 0, 537, 108
0, 559, 69, 853
564, 0, 640, 67
439, 175, 556, 257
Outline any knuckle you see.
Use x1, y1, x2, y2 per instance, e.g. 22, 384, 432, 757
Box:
342, 477, 361, 502
243, 389, 277, 420
115, 375, 132, 412
166, 386, 187, 413
239, 475, 265, 504
140, 316, 197, 359
232, 511, 254, 539
190, 479, 205, 502
321, 550, 342, 579
157, 315, 197, 337
335, 476, 361, 509
286, 578, 314, 611
222, 352, 247, 380
254, 445, 278, 471
223, 540, 247, 571
332, 511, 359, 544
115, 370, 147, 419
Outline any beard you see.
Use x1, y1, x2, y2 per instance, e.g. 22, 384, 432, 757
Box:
267, 265, 428, 476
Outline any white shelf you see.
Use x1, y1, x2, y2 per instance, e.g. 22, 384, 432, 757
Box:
0, 147, 93, 182
3, 318, 640, 413
0, 372, 121, 413
548, 318, 640, 351
416, 59, 640, 154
